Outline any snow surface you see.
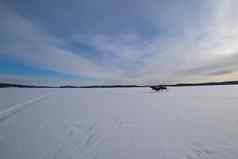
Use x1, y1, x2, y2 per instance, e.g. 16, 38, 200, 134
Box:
1, 86, 238, 159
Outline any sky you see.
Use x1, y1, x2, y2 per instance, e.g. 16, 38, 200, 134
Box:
1, 0, 238, 85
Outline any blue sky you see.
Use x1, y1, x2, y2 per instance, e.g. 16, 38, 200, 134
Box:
1, 0, 238, 85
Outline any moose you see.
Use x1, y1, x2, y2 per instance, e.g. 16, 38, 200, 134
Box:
150, 85, 168, 92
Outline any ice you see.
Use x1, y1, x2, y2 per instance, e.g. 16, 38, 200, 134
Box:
1, 86, 238, 159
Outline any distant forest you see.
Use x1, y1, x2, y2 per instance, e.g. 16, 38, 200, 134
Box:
1, 80, 238, 88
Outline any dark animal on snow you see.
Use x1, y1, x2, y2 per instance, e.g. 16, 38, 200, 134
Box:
150, 85, 168, 92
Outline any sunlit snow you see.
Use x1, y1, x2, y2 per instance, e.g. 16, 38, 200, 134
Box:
1, 86, 238, 159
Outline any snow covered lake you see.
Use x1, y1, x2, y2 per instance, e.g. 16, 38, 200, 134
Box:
1, 86, 238, 159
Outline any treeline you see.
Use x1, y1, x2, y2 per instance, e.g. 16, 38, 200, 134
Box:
0, 83, 57, 88
167, 81, 238, 87
1, 80, 238, 88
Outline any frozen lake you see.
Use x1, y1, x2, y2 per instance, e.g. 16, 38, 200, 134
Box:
1, 86, 238, 159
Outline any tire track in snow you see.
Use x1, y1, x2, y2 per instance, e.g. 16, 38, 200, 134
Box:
0, 94, 51, 123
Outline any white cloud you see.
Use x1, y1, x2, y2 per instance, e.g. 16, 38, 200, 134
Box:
2, 1, 238, 85
0, 3, 125, 84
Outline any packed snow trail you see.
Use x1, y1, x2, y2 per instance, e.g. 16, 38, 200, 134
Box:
0, 94, 51, 123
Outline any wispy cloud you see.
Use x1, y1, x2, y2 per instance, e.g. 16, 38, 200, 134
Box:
1, 0, 238, 84
0, 3, 125, 84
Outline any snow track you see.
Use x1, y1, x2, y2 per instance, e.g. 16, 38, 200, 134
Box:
0, 94, 51, 123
